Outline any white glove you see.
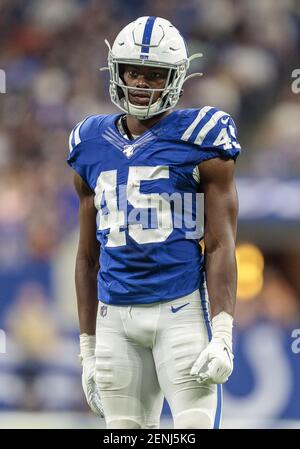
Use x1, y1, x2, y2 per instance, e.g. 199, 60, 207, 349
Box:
79, 333, 104, 417
190, 311, 234, 384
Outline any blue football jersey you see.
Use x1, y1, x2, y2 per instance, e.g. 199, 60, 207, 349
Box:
67, 106, 241, 305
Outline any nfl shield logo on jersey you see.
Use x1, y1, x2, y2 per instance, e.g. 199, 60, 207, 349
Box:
123, 144, 135, 158
100, 305, 108, 317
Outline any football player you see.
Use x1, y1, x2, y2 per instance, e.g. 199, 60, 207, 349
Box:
68, 16, 240, 429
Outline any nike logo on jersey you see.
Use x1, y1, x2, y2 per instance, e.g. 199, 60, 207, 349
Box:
221, 116, 230, 125
171, 302, 190, 313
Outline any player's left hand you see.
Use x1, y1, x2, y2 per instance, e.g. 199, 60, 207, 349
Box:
190, 336, 234, 384
190, 311, 234, 384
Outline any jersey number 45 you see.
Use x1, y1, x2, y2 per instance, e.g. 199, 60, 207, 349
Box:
94, 166, 173, 247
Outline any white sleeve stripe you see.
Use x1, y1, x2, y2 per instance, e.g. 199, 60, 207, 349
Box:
181, 106, 213, 141
74, 120, 84, 146
194, 110, 228, 145
69, 128, 75, 153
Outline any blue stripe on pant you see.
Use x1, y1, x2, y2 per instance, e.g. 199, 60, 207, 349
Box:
199, 272, 223, 429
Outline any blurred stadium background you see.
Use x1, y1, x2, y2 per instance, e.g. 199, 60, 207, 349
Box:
0, 0, 300, 429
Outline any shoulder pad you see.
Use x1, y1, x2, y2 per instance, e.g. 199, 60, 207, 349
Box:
68, 114, 107, 154
154, 107, 241, 154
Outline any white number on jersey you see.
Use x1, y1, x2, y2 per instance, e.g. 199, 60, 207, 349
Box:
213, 124, 240, 150
94, 170, 126, 247
94, 166, 173, 247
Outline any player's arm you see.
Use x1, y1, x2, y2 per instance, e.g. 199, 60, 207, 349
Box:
74, 172, 103, 417
200, 157, 238, 318
74, 172, 99, 334
191, 157, 238, 385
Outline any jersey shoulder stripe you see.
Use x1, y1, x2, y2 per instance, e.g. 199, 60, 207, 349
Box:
193, 109, 229, 145
178, 107, 241, 154
181, 106, 215, 141
69, 120, 84, 152
180, 106, 228, 143
68, 114, 108, 153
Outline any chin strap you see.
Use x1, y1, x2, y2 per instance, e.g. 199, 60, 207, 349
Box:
124, 97, 163, 120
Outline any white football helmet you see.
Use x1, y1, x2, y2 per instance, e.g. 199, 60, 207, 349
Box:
101, 16, 203, 120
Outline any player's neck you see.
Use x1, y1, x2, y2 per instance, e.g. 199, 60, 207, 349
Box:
126, 111, 170, 137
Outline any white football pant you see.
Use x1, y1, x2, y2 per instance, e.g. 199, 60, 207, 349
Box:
95, 289, 222, 429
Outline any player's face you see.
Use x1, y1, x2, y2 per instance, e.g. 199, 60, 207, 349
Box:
122, 65, 168, 107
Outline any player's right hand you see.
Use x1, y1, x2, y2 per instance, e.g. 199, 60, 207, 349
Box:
80, 334, 104, 417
